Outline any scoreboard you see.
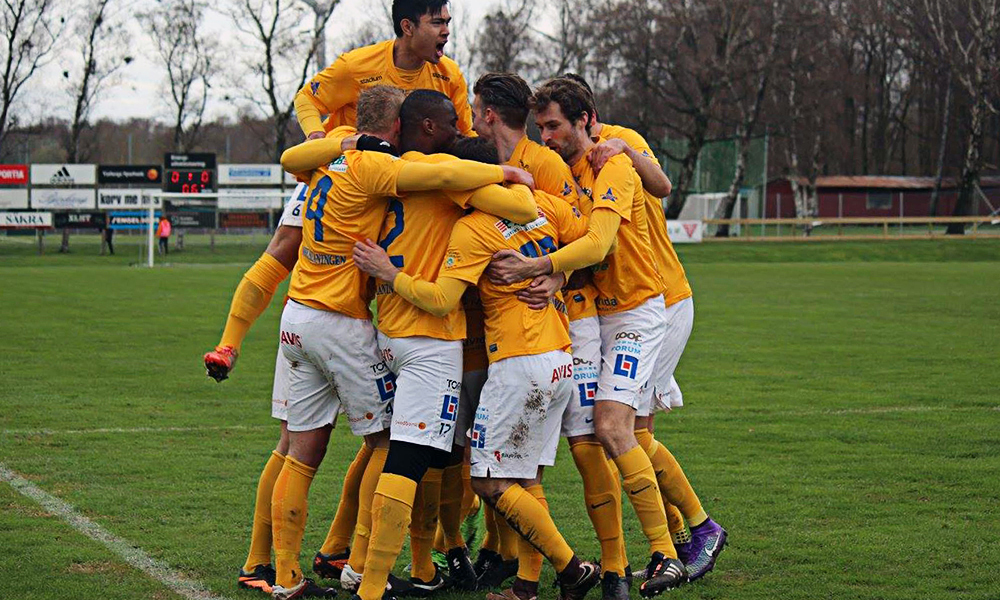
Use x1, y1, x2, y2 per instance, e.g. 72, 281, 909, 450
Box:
163, 153, 216, 194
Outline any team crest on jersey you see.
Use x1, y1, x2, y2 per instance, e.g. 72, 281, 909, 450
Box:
601, 188, 618, 203
562, 181, 573, 196
578, 382, 597, 407
328, 155, 348, 173
310, 81, 320, 95
572, 206, 582, 218
613, 354, 639, 379
440, 395, 459, 421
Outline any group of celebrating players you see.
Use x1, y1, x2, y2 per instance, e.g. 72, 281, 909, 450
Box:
202, 2, 726, 600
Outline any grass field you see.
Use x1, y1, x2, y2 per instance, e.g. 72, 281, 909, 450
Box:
2, 238, 999, 600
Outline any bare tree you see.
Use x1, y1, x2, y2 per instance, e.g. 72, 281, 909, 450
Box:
715, 0, 785, 237
473, 0, 539, 78
903, 0, 1000, 232
533, 0, 594, 80
225, 0, 340, 162
141, 0, 216, 152
0, 0, 64, 148
63, 0, 131, 162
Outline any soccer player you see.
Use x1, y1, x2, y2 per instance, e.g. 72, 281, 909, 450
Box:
487, 79, 688, 596
471, 72, 630, 600
270, 86, 531, 600
562, 73, 728, 581
353, 136, 602, 600
295, 0, 474, 140
342, 89, 544, 600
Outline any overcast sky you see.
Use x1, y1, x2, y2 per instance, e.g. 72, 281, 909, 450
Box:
27, 0, 492, 124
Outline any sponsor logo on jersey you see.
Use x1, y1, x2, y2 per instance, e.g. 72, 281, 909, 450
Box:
432, 72, 450, 81
376, 373, 396, 401
302, 247, 347, 266
471, 423, 487, 448
279, 331, 302, 347
359, 75, 383, 84
488, 343, 498, 353
596, 297, 619, 308
440, 395, 459, 421
613, 354, 639, 379
328, 155, 348, 173
551, 363, 572, 382
494, 215, 548, 239
600, 188, 617, 203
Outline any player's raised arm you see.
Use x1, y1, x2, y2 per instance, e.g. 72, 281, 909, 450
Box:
590, 132, 672, 198
295, 55, 357, 139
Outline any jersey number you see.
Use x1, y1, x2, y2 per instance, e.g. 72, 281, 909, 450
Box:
378, 199, 405, 268
519, 236, 557, 258
305, 176, 333, 242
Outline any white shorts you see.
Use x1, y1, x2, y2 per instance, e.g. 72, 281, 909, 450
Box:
378, 333, 463, 452
271, 347, 290, 421
651, 376, 684, 412
470, 350, 574, 480
597, 296, 667, 410
639, 298, 694, 417
561, 317, 600, 437
279, 301, 393, 435
454, 369, 487, 448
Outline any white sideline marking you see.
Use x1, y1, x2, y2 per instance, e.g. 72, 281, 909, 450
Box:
1, 424, 272, 437
0, 463, 229, 600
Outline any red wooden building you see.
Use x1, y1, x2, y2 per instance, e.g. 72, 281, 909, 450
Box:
763, 176, 1000, 218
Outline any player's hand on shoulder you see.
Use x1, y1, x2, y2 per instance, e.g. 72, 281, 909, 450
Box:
515, 273, 566, 310
501, 166, 535, 190
588, 138, 628, 172
307, 131, 326, 141
352, 239, 398, 282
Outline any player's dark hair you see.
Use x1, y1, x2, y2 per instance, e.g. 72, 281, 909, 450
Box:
450, 136, 500, 165
400, 89, 456, 136
473, 72, 532, 129
356, 85, 406, 133
393, 0, 449, 36
531, 78, 595, 134
559, 73, 599, 120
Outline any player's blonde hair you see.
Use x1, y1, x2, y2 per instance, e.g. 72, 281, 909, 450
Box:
356, 85, 406, 134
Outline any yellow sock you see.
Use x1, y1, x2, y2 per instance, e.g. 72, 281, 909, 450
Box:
666, 503, 686, 535
348, 446, 388, 573
357, 474, 418, 600
409, 468, 443, 582
481, 504, 501, 553
496, 510, 519, 561
516, 485, 547, 582
320, 442, 373, 555
571, 442, 626, 576
243, 451, 285, 572
438, 463, 465, 550
614, 445, 675, 558
461, 461, 480, 520
220, 253, 288, 351
272, 456, 316, 588
640, 434, 708, 527
494, 484, 574, 572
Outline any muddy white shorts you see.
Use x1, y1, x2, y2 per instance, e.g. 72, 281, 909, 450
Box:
454, 369, 487, 448
638, 298, 693, 417
279, 301, 393, 435
561, 316, 601, 437
597, 296, 667, 410
470, 350, 574, 479
377, 333, 463, 451
271, 346, 290, 421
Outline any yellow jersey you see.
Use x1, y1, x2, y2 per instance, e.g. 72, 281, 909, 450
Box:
288, 150, 406, 319
300, 40, 473, 135
374, 151, 473, 341
571, 152, 665, 315
441, 191, 587, 363
506, 136, 599, 321
598, 124, 692, 306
